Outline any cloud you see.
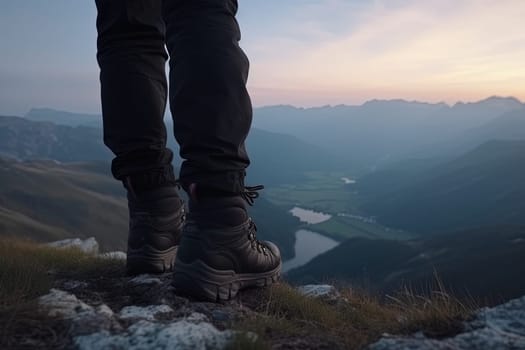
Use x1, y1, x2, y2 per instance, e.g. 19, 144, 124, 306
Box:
1, 0, 523, 113
245, 0, 525, 105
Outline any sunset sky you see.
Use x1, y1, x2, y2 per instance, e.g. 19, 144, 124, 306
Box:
0, 0, 524, 115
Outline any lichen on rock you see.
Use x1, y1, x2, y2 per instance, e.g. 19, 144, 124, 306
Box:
38, 288, 94, 319
369, 295, 525, 350
119, 304, 174, 321
38, 288, 239, 350
74, 319, 234, 350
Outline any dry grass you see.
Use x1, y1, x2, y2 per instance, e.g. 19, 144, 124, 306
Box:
225, 331, 270, 350
0, 238, 474, 349
0, 238, 124, 349
234, 279, 475, 350
0, 302, 72, 350
386, 274, 475, 338
0, 238, 121, 307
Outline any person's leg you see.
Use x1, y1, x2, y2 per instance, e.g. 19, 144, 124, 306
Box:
163, 0, 281, 301
96, 0, 171, 185
96, 0, 184, 274
163, 0, 251, 196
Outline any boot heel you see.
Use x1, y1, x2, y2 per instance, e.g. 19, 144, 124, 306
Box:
172, 260, 240, 302
126, 245, 178, 275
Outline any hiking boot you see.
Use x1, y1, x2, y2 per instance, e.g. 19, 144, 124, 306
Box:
126, 185, 185, 275
172, 185, 281, 301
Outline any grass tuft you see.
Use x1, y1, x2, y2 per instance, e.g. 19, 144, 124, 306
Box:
0, 238, 123, 307
0, 238, 124, 349
386, 273, 475, 338
225, 331, 270, 350
235, 278, 475, 349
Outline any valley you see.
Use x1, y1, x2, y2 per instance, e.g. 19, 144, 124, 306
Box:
2, 98, 525, 301
264, 171, 413, 241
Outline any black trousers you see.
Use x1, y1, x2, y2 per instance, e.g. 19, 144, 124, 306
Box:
95, 0, 252, 194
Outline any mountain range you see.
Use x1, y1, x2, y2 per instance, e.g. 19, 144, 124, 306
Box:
23, 97, 525, 176
0, 115, 110, 161
253, 96, 525, 173
25, 108, 101, 128
5, 113, 338, 186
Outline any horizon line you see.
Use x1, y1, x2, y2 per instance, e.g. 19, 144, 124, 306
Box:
15, 95, 523, 117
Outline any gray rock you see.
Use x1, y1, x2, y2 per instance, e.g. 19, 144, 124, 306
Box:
46, 238, 127, 260
74, 319, 235, 350
38, 289, 115, 334
129, 274, 162, 286
96, 304, 115, 318
73, 307, 115, 335
211, 309, 232, 323
297, 284, 339, 298
119, 305, 174, 321
46, 237, 99, 254
369, 295, 525, 350
38, 288, 93, 318
99, 251, 127, 260
61, 280, 89, 291
186, 312, 210, 323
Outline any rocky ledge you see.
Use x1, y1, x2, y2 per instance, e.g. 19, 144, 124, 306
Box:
27, 238, 525, 349
39, 269, 346, 350
40, 288, 240, 350
38, 273, 525, 350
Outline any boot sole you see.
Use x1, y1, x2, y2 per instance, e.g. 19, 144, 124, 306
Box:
126, 245, 178, 275
172, 259, 282, 302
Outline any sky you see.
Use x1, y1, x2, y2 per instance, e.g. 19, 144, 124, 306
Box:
0, 0, 524, 115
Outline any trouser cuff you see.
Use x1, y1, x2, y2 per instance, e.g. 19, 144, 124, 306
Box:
124, 165, 177, 194
179, 170, 246, 196
111, 148, 177, 193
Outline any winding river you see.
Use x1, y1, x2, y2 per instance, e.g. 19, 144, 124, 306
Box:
282, 207, 339, 272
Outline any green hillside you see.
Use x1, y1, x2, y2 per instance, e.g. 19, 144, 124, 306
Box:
0, 158, 299, 258
286, 225, 525, 300
0, 158, 128, 250
357, 140, 525, 233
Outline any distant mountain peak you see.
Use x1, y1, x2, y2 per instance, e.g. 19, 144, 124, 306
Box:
361, 98, 448, 108
481, 95, 523, 103
25, 108, 101, 127
26, 107, 100, 117
452, 96, 523, 108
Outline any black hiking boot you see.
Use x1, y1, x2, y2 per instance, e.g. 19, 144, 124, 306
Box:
172, 185, 281, 301
126, 185, 185, 275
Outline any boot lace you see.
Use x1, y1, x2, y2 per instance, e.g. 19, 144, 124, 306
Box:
242, 185, 264, 206
241, 184, 268, 254
247, 219, 268, 255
